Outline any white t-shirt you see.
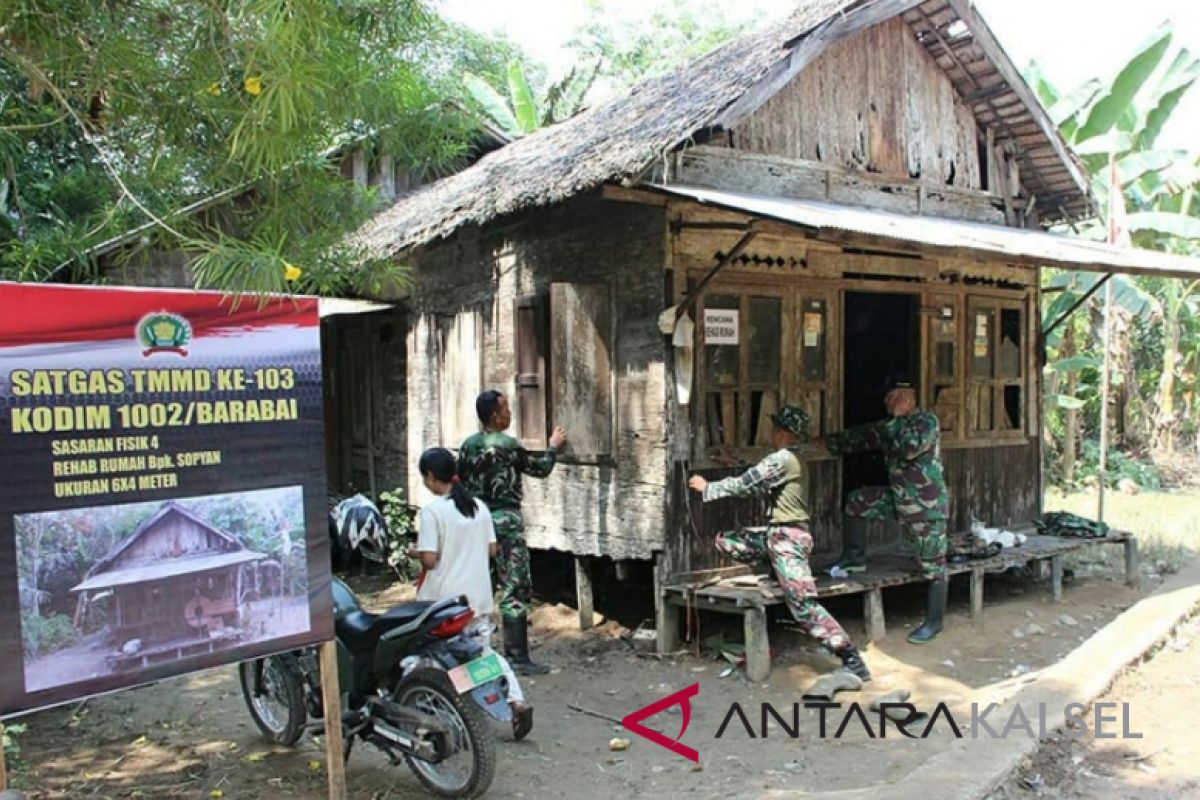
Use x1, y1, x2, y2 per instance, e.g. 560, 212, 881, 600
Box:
415, 496, 497, 615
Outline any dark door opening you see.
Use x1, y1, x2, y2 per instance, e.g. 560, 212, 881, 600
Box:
842, 291, 920, 500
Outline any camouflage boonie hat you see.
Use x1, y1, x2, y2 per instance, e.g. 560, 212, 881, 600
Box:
770, 405, 810, 438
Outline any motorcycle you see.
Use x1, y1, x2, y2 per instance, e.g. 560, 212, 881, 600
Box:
239, 577, 515, 798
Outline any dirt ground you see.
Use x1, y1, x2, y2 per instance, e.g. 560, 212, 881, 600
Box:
6, 550, 1168, 800
991, 614, 1200, 800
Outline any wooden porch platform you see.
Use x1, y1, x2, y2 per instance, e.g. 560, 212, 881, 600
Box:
658, 533, 1138, 681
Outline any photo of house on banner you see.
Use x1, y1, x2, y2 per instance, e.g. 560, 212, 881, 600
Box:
15, 486, 310, 694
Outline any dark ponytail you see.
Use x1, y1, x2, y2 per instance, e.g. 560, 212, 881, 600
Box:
418, 447, 477, 519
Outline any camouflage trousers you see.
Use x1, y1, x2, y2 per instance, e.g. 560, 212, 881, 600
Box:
492, 509, 533, 621
845, 486, 948, 579
715, 525, 853, 654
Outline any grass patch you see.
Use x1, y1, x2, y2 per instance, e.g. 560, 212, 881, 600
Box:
1047, 488, 1200, 576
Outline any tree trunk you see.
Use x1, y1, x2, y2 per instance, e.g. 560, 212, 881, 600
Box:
1061, 324, 1079, 483
1154, 303, 1181, 455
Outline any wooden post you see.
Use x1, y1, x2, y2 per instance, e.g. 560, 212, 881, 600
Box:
575, 556, 594, 630
318, 640, 348, 800
653, 554, 680, 654
1124, 537, 1140, 588
743, 606, 770, 682
1050, 556, 1064, 603
863, 587, 886, 642
969, 567, 985, 619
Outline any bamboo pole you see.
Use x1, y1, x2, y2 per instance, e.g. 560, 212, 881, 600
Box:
1098, 275, 1115, 524
318, 640, 347, 800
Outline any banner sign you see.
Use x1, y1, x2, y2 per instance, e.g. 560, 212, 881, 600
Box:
0, 282, 332, 715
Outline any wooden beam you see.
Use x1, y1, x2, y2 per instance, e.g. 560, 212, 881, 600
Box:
601, 184, 670, 207
576, 556, 595, 630
673, 228, 760, 320
319, 641, 348, 800
0, 723, 8, 791
743, 606, 770, 681
970, 567, 985, 618
864, 587, 886, 642
1050, 556, 1064, 603
1124, 538, 1140, 588
655, 554, 682, 654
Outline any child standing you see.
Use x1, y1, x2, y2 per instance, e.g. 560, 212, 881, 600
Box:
414, 447, 531, 738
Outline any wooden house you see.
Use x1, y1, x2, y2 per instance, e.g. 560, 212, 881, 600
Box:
72, 502, 266, 667
354, 0, 1200, 648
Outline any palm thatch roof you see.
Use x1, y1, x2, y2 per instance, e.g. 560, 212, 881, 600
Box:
356, 0, 1088, 259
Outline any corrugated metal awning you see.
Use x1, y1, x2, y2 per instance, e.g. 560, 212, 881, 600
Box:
650, 184, 1200, 279
318, 297, 394, 318
72, 550, 266, 592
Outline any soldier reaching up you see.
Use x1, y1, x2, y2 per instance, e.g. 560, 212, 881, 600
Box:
821, 376, 949, 644
457, 390, 567, 676
688, 406, 870, 682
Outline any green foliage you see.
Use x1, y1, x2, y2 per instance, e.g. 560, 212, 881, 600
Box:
567, 0, 750, 88
1078, 440, 1163, 489
0, 0, 507, 293
463, 59, 599, 138
21, 610, 79, 657
3, 721, 27, 761
378, 487, 420, 581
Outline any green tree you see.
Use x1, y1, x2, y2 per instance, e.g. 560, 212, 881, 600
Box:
0, 0, 505, 294
1030, 22, 1200, 477
567, 0, 750, 88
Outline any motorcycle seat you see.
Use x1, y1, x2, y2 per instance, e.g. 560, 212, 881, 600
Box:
337, 601, 436, 651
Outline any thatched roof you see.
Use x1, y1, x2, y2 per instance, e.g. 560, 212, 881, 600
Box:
356, 0, 1088, 259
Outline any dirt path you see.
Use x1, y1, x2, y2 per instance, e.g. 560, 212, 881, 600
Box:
991, 614, 1200, 800
5, 563, 1168, 799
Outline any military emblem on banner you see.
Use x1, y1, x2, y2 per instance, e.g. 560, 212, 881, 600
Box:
136, 312, 192, 357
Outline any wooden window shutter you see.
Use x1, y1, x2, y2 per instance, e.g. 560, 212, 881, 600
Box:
550, 282, 613, 458
515, 295, 548, 449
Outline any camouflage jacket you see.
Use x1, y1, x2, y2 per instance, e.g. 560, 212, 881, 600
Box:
826, 410, 948, 521
456, 431, 557, 512
702, 447, 809, 525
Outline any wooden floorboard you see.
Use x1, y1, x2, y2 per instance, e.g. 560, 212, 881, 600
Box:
664, 533, 1130, 605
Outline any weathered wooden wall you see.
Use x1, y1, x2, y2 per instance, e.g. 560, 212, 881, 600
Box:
116, 517, 231, 567
405, 195, 670, 560
735, 17, 982, 189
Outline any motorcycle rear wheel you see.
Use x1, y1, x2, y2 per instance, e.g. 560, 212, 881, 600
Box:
394, 667, 496, 799
239, 656, 306, 746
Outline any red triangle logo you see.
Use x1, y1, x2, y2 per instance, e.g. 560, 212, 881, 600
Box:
621, 682, 700, 762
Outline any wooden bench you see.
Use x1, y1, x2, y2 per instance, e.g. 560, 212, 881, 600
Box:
658, 532, 1137, 681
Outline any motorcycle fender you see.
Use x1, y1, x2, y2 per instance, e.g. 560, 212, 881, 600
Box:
471, 679, 512, 723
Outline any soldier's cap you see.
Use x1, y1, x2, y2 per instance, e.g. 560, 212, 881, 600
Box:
769, 405, 810, 438
883, 374, 917, 394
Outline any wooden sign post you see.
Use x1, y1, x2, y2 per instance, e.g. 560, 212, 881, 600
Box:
319, 641, 348, 800
0, 722, 8, 791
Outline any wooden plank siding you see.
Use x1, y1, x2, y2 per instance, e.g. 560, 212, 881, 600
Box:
404, 195, 670, 560
734, 17, 983, 191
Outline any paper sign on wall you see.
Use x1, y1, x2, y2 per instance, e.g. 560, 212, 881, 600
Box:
803, 312, 822, 348
703, 309, 739, 345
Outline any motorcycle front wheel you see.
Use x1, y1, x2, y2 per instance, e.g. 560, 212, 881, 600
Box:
239, 656, 306, 746
394, 667, 496, 799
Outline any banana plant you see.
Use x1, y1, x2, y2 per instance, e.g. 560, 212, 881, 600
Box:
463, 59, 601, 138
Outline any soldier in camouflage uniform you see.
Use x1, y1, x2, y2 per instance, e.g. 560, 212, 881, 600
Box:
822, 377, 949, 644
689, 406, 870, 682
457, 389, 567, 676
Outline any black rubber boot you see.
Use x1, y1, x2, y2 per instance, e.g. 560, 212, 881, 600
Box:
503, 616, 550, 676
832, 518, 868, 573
837, 645, 872, 683
907, 577, 948, 644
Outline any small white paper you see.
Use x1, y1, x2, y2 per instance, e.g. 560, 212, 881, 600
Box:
704, 309, 738, 345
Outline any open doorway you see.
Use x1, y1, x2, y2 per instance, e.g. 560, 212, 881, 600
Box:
842, 291, 920, 500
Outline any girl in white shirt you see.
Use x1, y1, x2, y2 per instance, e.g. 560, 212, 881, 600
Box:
414, 447, 530, 737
